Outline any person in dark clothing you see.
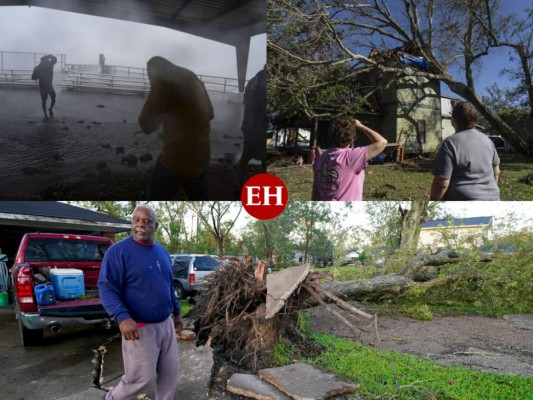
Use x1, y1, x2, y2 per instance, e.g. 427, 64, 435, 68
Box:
31, 54, 57, 119
138, 56, 214, 200
236, 65, 267, 189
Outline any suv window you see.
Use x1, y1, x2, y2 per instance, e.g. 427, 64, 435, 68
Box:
25, 238, 110, 262
172, 256, 191, 278
194, 256, 221, 271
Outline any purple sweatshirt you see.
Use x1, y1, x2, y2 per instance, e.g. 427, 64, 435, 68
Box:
98, 236, 180, 324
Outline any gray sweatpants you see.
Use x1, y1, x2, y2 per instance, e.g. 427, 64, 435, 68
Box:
106, 317, 179, 400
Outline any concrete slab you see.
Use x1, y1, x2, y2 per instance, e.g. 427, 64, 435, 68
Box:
259, 363, 359, 400
227, 373, 291, 400
265, 265, 310, 319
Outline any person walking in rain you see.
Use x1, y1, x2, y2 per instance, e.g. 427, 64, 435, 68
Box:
31, 54, 57, 119
139, 56, 214, 200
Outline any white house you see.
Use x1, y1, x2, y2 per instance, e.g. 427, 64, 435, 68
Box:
418, 216, 493, 251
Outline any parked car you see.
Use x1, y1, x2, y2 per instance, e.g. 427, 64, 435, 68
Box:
488, 136, 505, 150
169, 254, 222, 299
10, 233, 114, 347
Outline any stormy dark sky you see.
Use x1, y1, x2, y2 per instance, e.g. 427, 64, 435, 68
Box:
0, 5, 266, 79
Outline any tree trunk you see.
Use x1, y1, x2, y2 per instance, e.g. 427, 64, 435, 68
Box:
321, 274, 415, 301
444, 79, 529, 154
398, 201, 430, 255
317, 249, 494, 302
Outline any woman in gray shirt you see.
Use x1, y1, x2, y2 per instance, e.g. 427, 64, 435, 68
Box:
431, 102, 500, 200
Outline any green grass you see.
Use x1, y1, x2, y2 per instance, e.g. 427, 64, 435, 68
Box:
309, 333, 533, 400
179, 299, 195, 317
270, 152, 533, 200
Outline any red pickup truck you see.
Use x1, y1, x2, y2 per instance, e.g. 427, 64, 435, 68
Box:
10, 233, 114, 346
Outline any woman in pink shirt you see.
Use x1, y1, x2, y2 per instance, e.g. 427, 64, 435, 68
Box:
312, 116, 388, 201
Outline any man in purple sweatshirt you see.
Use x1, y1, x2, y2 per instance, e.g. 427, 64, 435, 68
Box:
98, 204, 182, 400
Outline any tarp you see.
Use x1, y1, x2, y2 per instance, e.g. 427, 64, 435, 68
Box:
398, 52, 429, 71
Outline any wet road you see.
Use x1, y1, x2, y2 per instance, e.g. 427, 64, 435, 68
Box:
0, 87, 245, 200
0, 305, 123, 400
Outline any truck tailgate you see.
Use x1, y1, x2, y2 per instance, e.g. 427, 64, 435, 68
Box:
38, 298, 108, 319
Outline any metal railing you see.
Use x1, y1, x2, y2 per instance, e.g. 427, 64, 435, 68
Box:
1, 68, 244, 95
0, 50, 67, 72
0, 69, 37, 88
60, 71, 150, 95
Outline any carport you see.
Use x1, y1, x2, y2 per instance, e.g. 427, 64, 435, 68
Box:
0, 0, 265, 92
0, 201, 130, 266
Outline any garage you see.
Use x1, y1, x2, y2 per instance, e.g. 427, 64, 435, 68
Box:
0, 201, 130, 269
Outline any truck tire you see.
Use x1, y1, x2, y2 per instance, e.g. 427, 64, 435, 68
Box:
174, 282, 186, 300
19, 319, 43, 347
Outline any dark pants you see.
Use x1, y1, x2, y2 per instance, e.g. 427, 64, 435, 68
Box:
148, 158, 209, 200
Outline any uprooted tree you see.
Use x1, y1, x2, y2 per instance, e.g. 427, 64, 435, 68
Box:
268, 0, 532, 153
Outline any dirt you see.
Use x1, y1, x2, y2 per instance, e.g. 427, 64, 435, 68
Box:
308, 305, 533, 378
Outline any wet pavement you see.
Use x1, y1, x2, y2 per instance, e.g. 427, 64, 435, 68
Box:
0, 305, 215, 400
0, 83, 246, 200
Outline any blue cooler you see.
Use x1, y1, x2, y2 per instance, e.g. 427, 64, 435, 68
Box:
35, 284, 56, 305
50, 269, 85, 300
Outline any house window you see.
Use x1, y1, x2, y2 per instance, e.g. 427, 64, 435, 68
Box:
417, 120, 426, 143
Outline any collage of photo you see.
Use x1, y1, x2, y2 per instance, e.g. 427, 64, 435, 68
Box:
0, 1, 532, 400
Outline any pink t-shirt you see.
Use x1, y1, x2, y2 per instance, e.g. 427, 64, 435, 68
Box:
313, 147, 368, 201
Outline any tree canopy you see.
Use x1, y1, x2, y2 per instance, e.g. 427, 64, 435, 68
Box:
268, 0, 533, 153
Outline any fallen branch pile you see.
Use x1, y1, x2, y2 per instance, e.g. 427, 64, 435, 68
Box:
192, 262, 378, 370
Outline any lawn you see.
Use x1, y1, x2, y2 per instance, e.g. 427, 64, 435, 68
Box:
269, 152, 533, 201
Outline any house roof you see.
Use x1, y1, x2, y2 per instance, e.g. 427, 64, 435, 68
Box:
422, 216, 493, 229
0, 201, 131, 232
0, 0, 265, 46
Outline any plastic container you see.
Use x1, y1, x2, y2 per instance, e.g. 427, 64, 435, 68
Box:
50, 269, 85, 300
0, 291, 8, 306
34, 284, 56, 306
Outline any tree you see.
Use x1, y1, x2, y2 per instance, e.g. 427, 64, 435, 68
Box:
267, 0, 368, 125
280, 202, 337, 264
152, 202, 189, 252
188, 202, 243, 257
268, 0, 531, 153
398, 201, 440, 255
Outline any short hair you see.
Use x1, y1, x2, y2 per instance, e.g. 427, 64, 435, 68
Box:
452, 102, 477, 130
331, 116, 356, 147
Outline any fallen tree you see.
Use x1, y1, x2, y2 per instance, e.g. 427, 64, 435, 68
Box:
191, 249, 499, 370
192, 262, 376, 370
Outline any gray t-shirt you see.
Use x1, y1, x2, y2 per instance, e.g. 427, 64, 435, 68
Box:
432, 129, 500, 200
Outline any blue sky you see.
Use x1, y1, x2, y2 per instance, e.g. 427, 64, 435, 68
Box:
434, 0, 531, 98
0, 5, 266, 79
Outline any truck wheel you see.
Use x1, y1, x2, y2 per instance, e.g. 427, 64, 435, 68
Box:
174, 282, 186, 300
19, 319, 43, 347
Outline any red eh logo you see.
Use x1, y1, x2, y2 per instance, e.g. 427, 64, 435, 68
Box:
241, 173, 288, 220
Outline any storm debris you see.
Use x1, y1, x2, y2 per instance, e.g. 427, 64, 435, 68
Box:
193, 262, 378, 371
122, 154, 138, 167
139, 154, 153, 163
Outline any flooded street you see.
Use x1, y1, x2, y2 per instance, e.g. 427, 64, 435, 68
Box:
0, 87, 244, 199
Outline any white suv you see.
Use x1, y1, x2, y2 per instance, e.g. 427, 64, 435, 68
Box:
169, 254, 221, 299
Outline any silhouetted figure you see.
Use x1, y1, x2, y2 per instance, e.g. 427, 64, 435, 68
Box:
139, 56, 214, 200
31, 55, 57, 119
236, 65, 267, 188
